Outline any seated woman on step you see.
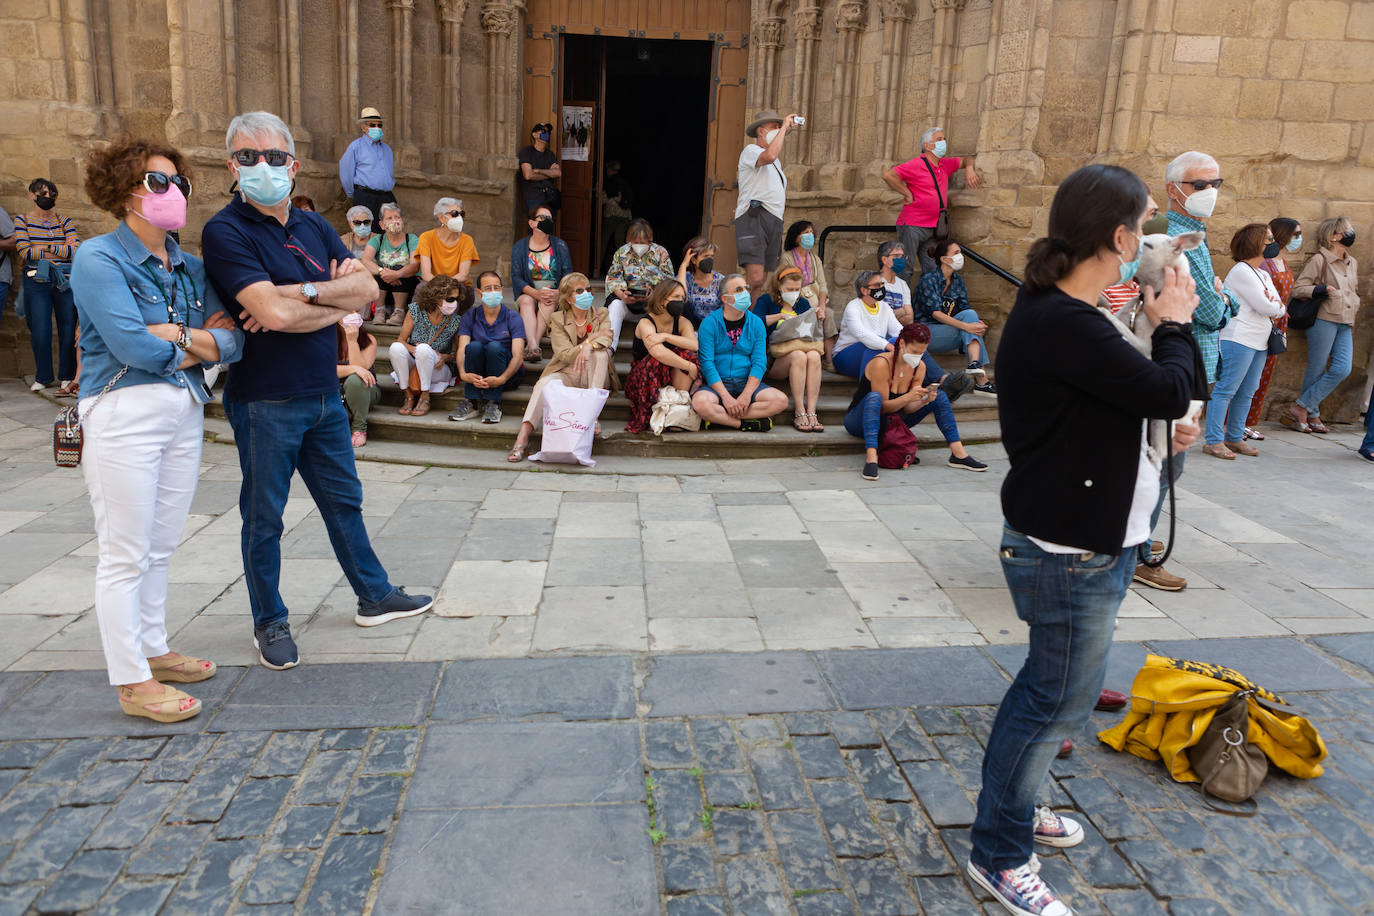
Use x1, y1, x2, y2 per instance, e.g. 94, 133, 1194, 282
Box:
338, 313, 380, 448
624, 280, 700, 434
844, 323, 987, 479
914, 239, 996, 393
508, 272, 614, 461
605, 218, 675, 350
754, 265, 825, 431
388, 274, 463, 416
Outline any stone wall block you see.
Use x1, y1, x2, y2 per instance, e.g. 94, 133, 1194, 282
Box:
1, 22, 38, 59
1278, 80, 1335, 120
1237, 79, 1281, 119
14, 60, 50, 99
1149, 116, 1281, 159
1333, 84, 1374, 122
1279, 121, 1352, 162
1299, 39, 1374, 83
1349, 2, 1374, 39
1216, 36, 1270, 77
1284, 0, 1350, 39
1319, 168, 1374, 203
1175, 0, 1258, 37
1048, 0, 1105, 39
1167, 77, 1241, 117
1171, 34, 1219, 63
1266, 40, 1305, 79
959, 6, 993, 46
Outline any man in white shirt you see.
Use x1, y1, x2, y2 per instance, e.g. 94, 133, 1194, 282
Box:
877, 240, 913, 326
735, 109, 799, 301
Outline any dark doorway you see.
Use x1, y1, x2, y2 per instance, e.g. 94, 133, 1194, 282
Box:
560, 34, 713, 278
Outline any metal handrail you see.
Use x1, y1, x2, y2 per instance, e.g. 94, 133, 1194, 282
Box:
816, 224, 1023, 289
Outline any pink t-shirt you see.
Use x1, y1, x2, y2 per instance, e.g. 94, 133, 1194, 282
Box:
894, 156, 961, 227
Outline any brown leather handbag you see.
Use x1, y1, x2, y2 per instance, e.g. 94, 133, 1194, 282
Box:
1187, 690, 1267, 815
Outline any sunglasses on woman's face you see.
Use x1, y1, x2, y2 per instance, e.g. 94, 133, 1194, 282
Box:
231, 148, 293, 167
446, 210, 465, 218
141, 171, 192, 197
1181, 178, 1223, 191
351, 220, 371, 227
443, 296, 460, 304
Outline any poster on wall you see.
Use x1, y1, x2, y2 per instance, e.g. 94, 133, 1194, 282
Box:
561, 106, 593, 161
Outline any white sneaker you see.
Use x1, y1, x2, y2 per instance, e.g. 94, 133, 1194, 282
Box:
1032, 806, 1085, 847
30, 381, 45, 391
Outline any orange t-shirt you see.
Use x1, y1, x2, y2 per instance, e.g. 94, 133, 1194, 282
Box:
416, 230, 479, 276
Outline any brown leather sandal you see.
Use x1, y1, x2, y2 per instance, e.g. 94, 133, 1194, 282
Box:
118, 684, 201, 723
413, 394, 432, 417
399, 393, 416, 415
149, 653, 217, 684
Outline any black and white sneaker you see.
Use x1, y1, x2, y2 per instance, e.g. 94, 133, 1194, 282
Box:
948, 454, 989, 472
253, 622, 300, 670
974, 380, 998, 395
355, 587, 434, 627
861, 461, 880, 481
448, 399, 480, 422
482, 402, 502, 424
966, 361, 987, 377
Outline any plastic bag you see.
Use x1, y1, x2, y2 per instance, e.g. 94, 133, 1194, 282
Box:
649, 385, 700, 435
529, 379, 609, 467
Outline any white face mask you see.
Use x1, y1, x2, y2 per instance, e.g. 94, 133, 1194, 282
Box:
781, 290, 800, 305
901, 352, 924, 368
446, 215, 464, 233
1180, 186, 1217, 220
948, 253, 964, 271
631, 243, 649, 256
764, 128, 779, 145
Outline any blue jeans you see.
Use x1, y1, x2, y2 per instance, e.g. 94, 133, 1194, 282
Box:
0, 281, 9, 321
971, 525, 1137, 872
224, 394, 393, 628
23, 272, 78, 385
834, 338, 947, 383
923, 309, 988, 363
1298, 319, 1353, 417
464, 340, 517, 403
1206, 339, 1267, 444
843, 389, 960, 448
1361, 407, 1373, 456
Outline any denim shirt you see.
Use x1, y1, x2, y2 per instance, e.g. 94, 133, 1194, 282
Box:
71, 222, 243, 403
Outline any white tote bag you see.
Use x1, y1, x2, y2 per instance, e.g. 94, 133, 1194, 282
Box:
529, 379, 610, 467
649, 385, 700, 435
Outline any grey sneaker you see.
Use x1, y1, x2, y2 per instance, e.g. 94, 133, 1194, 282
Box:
482, 402, 502, 424
448, 399, 480, 421
355, 587, 434, 627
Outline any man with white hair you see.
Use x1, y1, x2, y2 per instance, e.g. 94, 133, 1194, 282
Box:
339, 106, 395, 227
202, 111, 433, 671
883, 127, 980, 280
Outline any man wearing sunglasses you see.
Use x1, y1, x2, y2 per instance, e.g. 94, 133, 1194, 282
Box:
202, 110, 433, 672
339, 106, 396, 233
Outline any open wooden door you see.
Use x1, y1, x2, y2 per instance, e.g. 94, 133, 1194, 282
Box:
557, 99, 597, 273
704, 29, 749, 271
520, 18, 560, 239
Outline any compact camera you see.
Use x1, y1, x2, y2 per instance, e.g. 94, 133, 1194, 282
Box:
793, 116, 806, 126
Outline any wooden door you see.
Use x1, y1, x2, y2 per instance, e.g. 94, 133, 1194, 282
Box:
558, 99, 597, 273
704, 28, 749, 271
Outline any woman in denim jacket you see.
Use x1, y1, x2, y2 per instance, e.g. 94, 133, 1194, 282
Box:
70, 138, 243, 724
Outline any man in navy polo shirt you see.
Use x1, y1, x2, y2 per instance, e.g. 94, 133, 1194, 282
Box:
202, 111, 432, 670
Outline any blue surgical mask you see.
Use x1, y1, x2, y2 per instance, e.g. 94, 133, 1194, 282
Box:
574, 290, 595, 310
732, 291, 751, 309
1118, 229, 1142, 285
367, 127, 384, 142
891, 257, 906, 273
798, 232, 815, 250
932, 139, 947, 158
236, 162, 292, 207
481, 290, 503, 308
1287, 236, 1302, 252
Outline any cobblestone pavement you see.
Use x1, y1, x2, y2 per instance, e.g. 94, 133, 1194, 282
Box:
2, 639, 1374, 915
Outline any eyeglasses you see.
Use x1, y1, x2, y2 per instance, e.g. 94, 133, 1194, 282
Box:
443, 296, 460, 304
284, 235, 324, 272
445, 209, 465, 218
1180, 178, 1223, 191
34, 189, 57, 199
231, 148, 293, 167
140, 171, 193, 198
865, 285, 885, 293
351, 220, 371, 227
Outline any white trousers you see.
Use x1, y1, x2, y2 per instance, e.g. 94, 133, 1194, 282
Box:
521, 352, 611, 425
606, 297, 634, 351
389, 341, 454, 393
80, 383, 203, 685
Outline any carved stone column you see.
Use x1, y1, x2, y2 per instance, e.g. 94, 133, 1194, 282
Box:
436, 0, 468, 152
748, 16, 784, 113
975, 0, 1054, 186
873, 0, 913, 164
59, 0, 120, 136
480, 0, 521, 179
821, 0, 866, 189
790, 3, 823, 166
273, 0, 312, 156
1098, 0, 1153, 153
385, 0, 414, 138
927, 0, 963, 130
167, 0, 239, 147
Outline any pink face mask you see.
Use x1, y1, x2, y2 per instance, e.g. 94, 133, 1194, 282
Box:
133, 184, 188, 231
439, 301, 459, 316
340, 313, 364, 330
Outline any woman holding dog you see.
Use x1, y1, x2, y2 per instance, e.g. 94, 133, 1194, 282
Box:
967, 164, 1203, 916
1204, 224, 1285, 459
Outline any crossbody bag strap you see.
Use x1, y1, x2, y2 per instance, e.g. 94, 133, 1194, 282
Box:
921, 157, 946, 213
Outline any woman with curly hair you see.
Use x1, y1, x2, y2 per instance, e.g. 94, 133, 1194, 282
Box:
70, 136, 244, 723
388, 274, 463, 416
624, 279, 699, 434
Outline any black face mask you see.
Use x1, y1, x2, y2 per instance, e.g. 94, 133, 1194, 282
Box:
666, 301, 684, 318
1340, 231, 1356, 247
535, 217, 555, 235
1263, 241, 1280, 259
35, 196, 55, 211
697, 257, 715, 274
868, 287, 886, 301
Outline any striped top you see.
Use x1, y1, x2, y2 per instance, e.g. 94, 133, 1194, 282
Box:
14, 214, 79, 264
1100, 281, 1140, 315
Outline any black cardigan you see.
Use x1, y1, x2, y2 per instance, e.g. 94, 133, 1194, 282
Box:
997, 286, 1201, 555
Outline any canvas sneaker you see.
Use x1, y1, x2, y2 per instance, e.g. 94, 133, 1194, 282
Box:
253, 622, 299, 670
967, 859, 1072, 916
482, 402, 502, 424
1032, 806, 1084, 847
448, 399, 480, 421
355, 587, 434, 627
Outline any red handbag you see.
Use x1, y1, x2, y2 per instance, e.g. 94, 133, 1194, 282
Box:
877, 414, 919, 468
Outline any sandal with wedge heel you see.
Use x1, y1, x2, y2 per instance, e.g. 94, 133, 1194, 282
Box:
118, 684, 201, 723
149, 653, 217, 684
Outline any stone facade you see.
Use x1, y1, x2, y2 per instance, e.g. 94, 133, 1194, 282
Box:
2, 0, 1370, 417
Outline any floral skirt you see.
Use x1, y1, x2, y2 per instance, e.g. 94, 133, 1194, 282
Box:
625, 348, 698, 434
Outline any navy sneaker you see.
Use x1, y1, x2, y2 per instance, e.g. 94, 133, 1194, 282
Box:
1359, 449, 1374, 463
355, 587, 434, 628
253, 622, 299, 670
948, 454, 989, 472
966, 859, 1071, 916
